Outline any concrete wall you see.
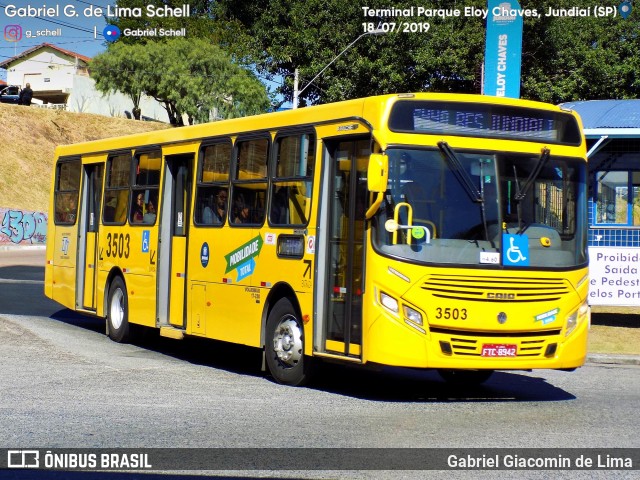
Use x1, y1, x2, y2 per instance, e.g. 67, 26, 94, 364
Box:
67, 75, 169, 121
0, 208, 48, 246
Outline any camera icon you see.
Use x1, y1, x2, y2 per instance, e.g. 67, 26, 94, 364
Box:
4, 24, 23, 42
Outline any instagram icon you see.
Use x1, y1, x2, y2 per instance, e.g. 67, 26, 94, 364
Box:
4, 24, 22, 42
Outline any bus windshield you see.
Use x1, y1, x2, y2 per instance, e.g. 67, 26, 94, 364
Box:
373, 147, 587, 268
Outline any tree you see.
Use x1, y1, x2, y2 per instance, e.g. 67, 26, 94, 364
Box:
522, 0, 640, 102
91, 42, 147, 119
214, 0, 640, 105
90, 39, 270, 125
214, 0, 485, 106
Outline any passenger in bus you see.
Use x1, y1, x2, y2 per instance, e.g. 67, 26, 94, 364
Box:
202, 189, 227, 224
202, 200, 214, 224
215, 189, 228, 222
233, 195, 250, 224
132, 193, 144, 223
143, 200, 156, 224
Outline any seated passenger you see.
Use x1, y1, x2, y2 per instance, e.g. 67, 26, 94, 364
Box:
143, 201, 156, 223
131, 193, 144, 223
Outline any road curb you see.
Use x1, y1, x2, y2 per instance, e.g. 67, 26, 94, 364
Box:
0, 245, 46, 251
587, 353, 640, 366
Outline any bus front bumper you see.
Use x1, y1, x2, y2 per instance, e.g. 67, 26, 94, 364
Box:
365, 311, 589, 371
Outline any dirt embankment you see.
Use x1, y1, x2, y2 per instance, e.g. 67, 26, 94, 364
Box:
0, 103, 169, 212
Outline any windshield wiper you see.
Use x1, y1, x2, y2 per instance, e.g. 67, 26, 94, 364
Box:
438, 141, 493, 243
514, 147, 550, 201
512, 147, 551, 234
437, 141, 483, 203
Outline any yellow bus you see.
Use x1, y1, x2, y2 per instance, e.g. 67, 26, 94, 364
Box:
45, 93, 589, 386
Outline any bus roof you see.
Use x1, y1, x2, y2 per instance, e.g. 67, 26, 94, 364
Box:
54, 93, 577, 158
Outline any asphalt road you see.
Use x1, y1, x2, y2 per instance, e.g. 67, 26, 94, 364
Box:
0, 248, 639, 479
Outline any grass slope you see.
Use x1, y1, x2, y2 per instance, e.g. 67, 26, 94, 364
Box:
0, 103, 169, 212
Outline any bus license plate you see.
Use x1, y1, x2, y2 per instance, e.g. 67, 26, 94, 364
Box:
481, 344, 517, 357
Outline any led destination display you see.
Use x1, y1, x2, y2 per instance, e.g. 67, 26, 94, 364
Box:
389, 100, 581, 145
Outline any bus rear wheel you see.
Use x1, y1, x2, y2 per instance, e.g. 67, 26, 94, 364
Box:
265, 298, 309, 386
107, 276, 131, 343
437, 369, 494, 385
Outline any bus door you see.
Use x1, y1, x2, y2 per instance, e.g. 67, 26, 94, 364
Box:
76, 162, 103, 311
158, 154, 193, 329
319, 139, 370, 358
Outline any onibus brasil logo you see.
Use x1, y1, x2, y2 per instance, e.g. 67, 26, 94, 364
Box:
225, 235, 263, 281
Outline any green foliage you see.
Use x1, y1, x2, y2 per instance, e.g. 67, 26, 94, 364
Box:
215, 0, 640, 105
90, 39, 270, 125
522, 0, 640, 102
215, 0, 485, 106
91, 42, 147, 119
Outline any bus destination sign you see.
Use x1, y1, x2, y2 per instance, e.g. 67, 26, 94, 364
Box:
389, 100, 581, 145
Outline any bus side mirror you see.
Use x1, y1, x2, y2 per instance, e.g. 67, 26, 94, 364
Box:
367, 153, 388, 193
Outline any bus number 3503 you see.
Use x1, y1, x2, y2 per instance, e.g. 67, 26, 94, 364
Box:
105, 233, 130, 259
435, 307, 467, 320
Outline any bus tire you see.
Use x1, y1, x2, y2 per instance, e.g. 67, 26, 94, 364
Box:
265, 298, 309, 386
437, 369, 494, 385
107, 276, 131, 343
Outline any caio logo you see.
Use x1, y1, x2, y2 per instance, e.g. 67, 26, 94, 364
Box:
486, 292, 516, 300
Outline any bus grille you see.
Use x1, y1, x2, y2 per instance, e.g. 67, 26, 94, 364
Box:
431, 327, 562, 357
421, 274, 571, 302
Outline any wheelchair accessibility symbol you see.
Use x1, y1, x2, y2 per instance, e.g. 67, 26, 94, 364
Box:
502, 234, 529, 266
142, 230, 150, 253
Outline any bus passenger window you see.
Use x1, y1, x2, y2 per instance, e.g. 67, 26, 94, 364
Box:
231, 138, 268, 226
103, 153, 132, 225
270, 133, 315, 226
54, 159, 81, 225
132, 151, 161, 226
195, 141, 231, 226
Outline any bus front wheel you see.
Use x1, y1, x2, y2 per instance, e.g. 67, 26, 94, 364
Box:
437, 369, 494, 385
107, 276, 131, 343
265, 298, 309, 386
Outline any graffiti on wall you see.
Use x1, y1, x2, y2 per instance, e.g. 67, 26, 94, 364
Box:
0, 208, 48, 245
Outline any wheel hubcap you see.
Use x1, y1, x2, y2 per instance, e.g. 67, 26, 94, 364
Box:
273, 316, 303, 367
110, 288, 124, 329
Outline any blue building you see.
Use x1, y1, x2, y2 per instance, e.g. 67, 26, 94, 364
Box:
563, 100, 640, 306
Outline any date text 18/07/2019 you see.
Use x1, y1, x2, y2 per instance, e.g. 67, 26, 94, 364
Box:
362, 22, 430, 33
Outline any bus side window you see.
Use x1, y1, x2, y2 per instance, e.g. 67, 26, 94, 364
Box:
270, 133, 315, 226
196, 141, 231, 226
103, 153, 132, 225
54, 159, 81, 225
232, 137, 268, 226
132, 151, 161, 225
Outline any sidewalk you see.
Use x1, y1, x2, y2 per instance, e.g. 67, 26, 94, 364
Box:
586, 353, 640, 366
0, 245, 46, 267
0, 244, 46, 251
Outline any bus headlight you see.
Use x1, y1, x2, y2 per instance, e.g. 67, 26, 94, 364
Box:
565, 301, 589, 337
403, 304, 423, 326
380, 292, 399, 313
